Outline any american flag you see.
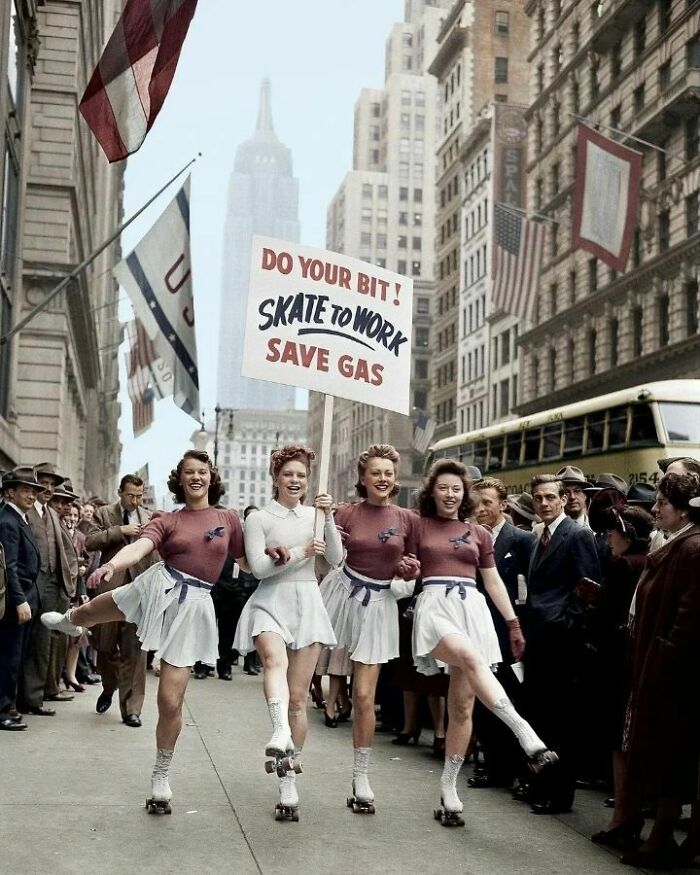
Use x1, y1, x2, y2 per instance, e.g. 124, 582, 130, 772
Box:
124, 319, 172, 436
79, 0, 198, 162
413, 410, 435, 455
492, 203, 544, 321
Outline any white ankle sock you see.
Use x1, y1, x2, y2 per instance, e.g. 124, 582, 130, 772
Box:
152, 748, 173, 779
492, 697, 545, 756
440, 754, 464, 812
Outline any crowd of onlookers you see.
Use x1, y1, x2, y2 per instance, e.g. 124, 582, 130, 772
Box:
1, 454, 698, 867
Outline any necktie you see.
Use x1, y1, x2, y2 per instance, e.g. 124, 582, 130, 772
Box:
41, 505, 46, 518
539, 526, 550, 551
123, 509, 130, 525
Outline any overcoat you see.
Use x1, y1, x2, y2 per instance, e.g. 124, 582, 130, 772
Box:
625, 523, 700, 800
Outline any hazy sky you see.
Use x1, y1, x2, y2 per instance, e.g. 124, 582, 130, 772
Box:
117, 0, 404, 500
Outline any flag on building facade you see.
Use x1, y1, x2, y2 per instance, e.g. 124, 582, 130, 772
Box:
80, 0, 198, 162
572, 123, 642, 272
114, 178, 200, 423
413, 410, 435, 454
124, 319, 172, 436
492, 203, 544, 322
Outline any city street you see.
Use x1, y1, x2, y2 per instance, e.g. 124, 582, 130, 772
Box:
0, 669, 668, 875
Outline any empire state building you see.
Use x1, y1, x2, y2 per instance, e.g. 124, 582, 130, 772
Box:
217, 79, 299, 409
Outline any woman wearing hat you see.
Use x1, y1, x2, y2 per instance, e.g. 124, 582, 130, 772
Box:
41, 450, 247, 813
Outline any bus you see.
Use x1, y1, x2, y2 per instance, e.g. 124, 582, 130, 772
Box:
427, 380, 700, 494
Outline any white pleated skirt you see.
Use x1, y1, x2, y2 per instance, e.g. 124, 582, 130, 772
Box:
316, 644, 353, 677
111, 561, 218, 668
412, 577, 502, 676
320, 565, 398, 665
232, 576, 336, 654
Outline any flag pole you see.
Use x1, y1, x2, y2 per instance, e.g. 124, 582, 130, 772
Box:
314, 393, 335, 540
569, 114, 687, 166
0, 153, 201, 346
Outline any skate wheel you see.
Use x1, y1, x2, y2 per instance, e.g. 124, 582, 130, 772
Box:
433, 809, 442, 821
346, 796, 354, 808
367, 804, 376, 814
264, 760, 275, 774
292, 810, 299, 822
292, 760, 303, 775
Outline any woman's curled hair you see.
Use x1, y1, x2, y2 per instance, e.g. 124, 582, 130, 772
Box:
658, 471, 700, 522
269, 444, 316, 501
355, 444, 400, 498
416, 459, 475, 521
167, 450, 224, 505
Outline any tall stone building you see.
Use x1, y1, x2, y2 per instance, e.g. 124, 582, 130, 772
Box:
518, 0, 700, 414
308, 0, 450, 505
0, 0, 125, 497
429, 0, 531, 440
217, 79, 298, 411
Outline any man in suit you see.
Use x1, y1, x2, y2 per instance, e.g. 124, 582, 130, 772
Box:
470, 477, 536, 788
0, 468, 42, 731
86, 474, 157, 727
19, 462, 78, 716
523, 474, 600, 815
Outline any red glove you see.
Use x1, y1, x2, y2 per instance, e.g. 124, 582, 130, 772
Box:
395, 553, 421, 581
265, 546, 290, 566
507, 617, 525, 661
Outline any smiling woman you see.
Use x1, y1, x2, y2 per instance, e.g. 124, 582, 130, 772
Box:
40, 449, 247, 814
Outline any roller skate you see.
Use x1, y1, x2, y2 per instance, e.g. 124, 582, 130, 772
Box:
145, 774, 172, 815
41, 609, 84, 638
433, 797, 465, 827
275, 771, 300, 822
528, 748, 560, 775
264, 698, 301, 776
346, 776, 375, 814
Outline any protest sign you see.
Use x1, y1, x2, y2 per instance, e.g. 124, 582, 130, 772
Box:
241, 237, 414, 416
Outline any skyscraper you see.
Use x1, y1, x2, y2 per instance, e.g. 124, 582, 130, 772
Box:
217, 79, 299, 409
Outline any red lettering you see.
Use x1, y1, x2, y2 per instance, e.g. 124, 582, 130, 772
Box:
265, 338, 282, 362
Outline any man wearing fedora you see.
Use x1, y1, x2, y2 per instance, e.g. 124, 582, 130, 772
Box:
19, 463, 78, 716
85, 474, 157, 728
555, 465, 593, 529
0, 468, 42, 730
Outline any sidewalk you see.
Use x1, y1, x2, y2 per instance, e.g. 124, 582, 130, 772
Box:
0, 669, 664, 874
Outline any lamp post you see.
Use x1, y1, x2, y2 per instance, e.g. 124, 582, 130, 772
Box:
214, 403, 222, 467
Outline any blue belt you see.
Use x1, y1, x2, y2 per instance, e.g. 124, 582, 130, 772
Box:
423, 579, 477, 601
164, 565, 213, 604
344, 567, 391, 607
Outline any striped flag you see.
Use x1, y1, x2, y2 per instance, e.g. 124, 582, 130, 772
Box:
491, 203, 544, 322
114, 179, 199, 421
413, 410, 435, 454
79, 0, 198, 162
124, 319, 173, 436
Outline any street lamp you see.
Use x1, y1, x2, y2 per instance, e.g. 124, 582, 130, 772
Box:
214, 403, 222, 467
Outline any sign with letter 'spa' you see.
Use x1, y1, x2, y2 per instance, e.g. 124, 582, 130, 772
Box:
241, 237, 414, 415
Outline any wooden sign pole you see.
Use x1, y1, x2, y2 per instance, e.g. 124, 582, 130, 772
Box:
314, 393, 335, 539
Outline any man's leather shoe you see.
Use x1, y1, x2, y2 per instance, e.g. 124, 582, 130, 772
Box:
95, 691, 113, 714
218, 670, 232, 681
530, 800, 573, 815
23, 705, 55, 716
8, 709, 23, 722
468, 770, 492, 788
0, 716, 27, 730
45, 691, 74, 702
511, 781, 532, 803
123, 714, 142, 728
83, 674, 101, 685
244, 666, 259, 675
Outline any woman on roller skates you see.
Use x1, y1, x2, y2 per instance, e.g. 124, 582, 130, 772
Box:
41, 450, 246, 815
320, 444, 419, 814
232, 445, 341, 821
404, 459, 558, 827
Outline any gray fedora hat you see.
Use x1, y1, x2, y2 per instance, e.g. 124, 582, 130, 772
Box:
2, 465, 42, 490
33, 461, 66, 487
506, 492, 539, 523
583, 472, 628, 495
626, 482, 656, 506
52, 478, 79, 501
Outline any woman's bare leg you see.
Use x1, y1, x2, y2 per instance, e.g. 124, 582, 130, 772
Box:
351, 662, 381, 748
286, 644, 322, 750
70, 592, 125, 627
155, 662, 191, 750
255, 632, 289, 700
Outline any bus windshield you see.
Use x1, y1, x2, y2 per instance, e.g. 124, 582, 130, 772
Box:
659, 402, 700, 443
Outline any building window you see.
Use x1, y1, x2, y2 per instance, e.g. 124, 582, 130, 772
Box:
537, 63, 545, 95
415, 359, 429, 379
634, 18, 646, 58
414, 188, 422, 203
495, 57, 508, 84
632, 307, 643, 357
658, 295, 670, 347
398, 235, 407, 249
551, 162, 560, 195
632, 227, 642, 267
571, 78, 580, 114
416, 297, 429, 315
589, 64, 599, 101
610, 104, 622, 130
686, 280, 699, 336
659, 0, 672, 34
501, 329, 510, 365
588, 258, 598, 293
572, 21, 580, 52
633, 83, 645, 113
686, 115, 700, 160
416, 327, 429, 348
658, 209, 670, 252
659, 59, 672, 92
686, 191, 699, 237
588, 328, 597, 374
495, 11, 509, 34
569, 269, 577, 303
688, 37, 700, 69
400, 186, 409, 201
378, 184, 388, 199
411, 261, 421, 276
611, 40, 622, 79
398, 259, 407, 275
549, 282, 558, 317
609, 318, 619, 367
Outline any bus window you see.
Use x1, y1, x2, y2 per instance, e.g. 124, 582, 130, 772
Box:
444, 445, 459, 459
523, 428, 541, 464
629, 403, 659, 445
608, 405, 628, 448
459, 443, 474, 464
473, 441, 487, 472
505, 432, 521, 465
585, 411, 605, 452
659, 402, 700, 443
488, 436, 504, 471
542, 423, 563, 459
563, 416, 584, 456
